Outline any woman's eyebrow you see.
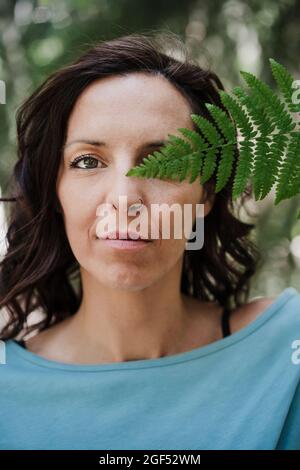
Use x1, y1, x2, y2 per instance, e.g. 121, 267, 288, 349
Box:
63, 139, 167, 150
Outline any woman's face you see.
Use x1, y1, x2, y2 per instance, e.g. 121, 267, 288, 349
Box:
56, 72, 214, 291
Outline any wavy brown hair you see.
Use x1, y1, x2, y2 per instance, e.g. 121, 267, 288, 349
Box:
0, 31, 261, 341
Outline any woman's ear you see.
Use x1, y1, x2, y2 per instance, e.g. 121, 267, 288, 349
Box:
200, 187, 216, 217
203, 193, 215, 216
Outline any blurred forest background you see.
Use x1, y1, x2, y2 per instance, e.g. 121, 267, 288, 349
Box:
0, 0, 299, 299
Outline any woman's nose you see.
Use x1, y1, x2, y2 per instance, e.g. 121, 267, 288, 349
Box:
108, 194, 144, 213
104, 168, 146, 212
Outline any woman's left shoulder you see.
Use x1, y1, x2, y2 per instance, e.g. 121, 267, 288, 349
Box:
230, 288, 300, 334
229, 296, 275, 333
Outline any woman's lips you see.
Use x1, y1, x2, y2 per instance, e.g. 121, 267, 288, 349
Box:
98, 238, 152, 250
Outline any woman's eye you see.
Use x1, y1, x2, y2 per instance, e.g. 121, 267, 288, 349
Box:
69, 155, 104, 170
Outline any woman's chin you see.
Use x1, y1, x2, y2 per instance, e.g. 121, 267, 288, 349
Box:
93, 266, 154, 291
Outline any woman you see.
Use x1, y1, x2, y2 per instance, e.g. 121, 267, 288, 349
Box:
0, 32, 299, 450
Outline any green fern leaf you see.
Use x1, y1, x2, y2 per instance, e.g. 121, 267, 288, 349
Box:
125, 58, 300, 222
232, 141, 254, 199
240, 70, 296, 134
269, 58, 300, 113
166, 134, 193, 155
188, 151, 204, 183
215, 143, 235, 193
191, 113, 224, 147
275, 132, 300, 204
177, 127, 208, 152
205, 103, 236, 142
200, 146, 218, 184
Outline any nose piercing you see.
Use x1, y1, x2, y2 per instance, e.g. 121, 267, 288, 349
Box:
130, 197, 143, 211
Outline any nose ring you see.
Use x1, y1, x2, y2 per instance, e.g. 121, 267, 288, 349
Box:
130, 197, 143, 211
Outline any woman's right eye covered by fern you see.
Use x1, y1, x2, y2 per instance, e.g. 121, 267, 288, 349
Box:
126, 59, 300, 220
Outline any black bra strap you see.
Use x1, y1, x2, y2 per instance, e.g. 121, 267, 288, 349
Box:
221, 306, 231, 338
16, 339, 27, 349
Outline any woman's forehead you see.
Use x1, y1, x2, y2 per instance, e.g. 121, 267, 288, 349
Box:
67, 73, 193, 134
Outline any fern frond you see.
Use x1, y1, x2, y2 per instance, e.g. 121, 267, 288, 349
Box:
219, 90, 254, 138
125, 58, 300, 221
240, 70, 296, 134
259, 133, 288, 200
252, 136, 271, 200
188, 151, 204, 183
205, 103, 236, 142
204, 103, 236, 192
269, 58, 300, 113
166, 134, 193, 155
275, 132, 300, 205
177, 127, 208, 152
232, 86, 274, 136
232, 84, 293, 200
191, 113, 224, 147
126, 151, 168, 179
232, 141, 254, 199
215, 143, 235, 193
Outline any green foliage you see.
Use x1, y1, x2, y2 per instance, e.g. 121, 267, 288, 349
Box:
126, 58, 300, 219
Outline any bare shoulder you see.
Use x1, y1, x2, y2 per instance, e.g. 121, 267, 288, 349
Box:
182, 293, 277, 338
229, 296, 277, 334
23, 315, 74, 357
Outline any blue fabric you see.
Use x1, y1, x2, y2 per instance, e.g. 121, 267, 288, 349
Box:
0, 287, 300, 450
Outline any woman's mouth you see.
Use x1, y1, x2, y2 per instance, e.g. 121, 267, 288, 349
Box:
96, 231, 153, 250
98, 238, 152, 250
